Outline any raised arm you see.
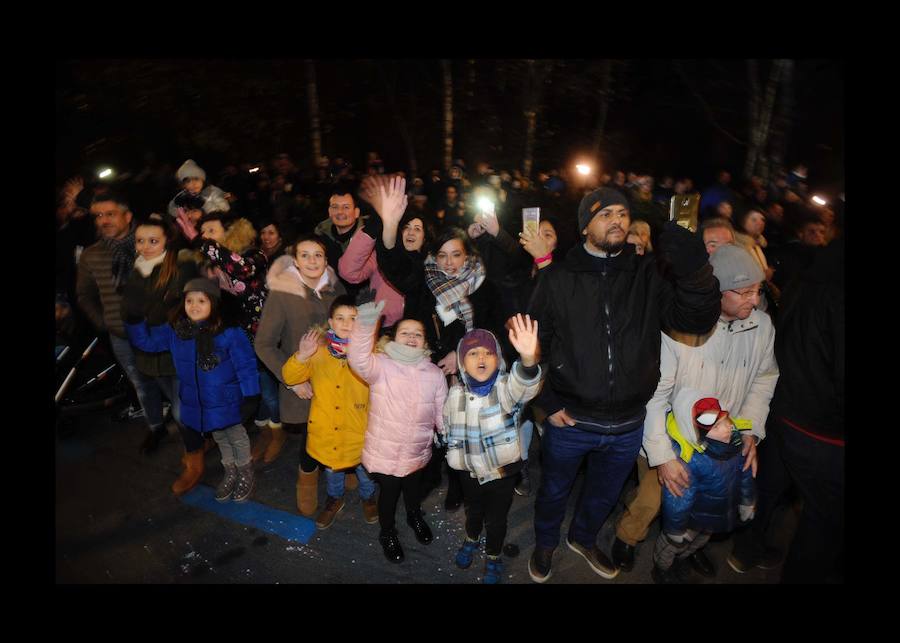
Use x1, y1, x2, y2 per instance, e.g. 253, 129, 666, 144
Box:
125, 319, 175, 354
346, 300, 385, 385
338, 228, 377, 284
655, 222, 721, 335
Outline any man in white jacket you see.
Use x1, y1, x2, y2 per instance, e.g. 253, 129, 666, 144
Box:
611, 243, 779, 579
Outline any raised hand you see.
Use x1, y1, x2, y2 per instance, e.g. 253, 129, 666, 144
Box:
61, 176, 84, 203
507, 313, 539, 366
175, 207, 199, 241
519, 227, 551, 261
296, 329, 322, 362
467, 222, 485, 240
377, 175, 408, 226
360, 174, 386, 213
476, 212, 500, 237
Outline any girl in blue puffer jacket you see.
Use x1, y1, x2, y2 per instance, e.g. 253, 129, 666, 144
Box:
126, 278, 261, 502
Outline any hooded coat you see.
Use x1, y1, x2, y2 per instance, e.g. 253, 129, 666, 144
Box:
126, 321, 260, 433
660, 388, 756, 536
254, 255, 346, 424
441, 330, 543, 484
166, 184, 231, 219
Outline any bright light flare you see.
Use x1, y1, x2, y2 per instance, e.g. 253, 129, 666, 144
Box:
477, 197, 495, 215
98, 168, 113, 179
576, 164, 591, 176
249, 167, 260, 173
811, 195, 827, 206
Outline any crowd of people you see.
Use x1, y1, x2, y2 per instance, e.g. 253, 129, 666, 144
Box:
55, 150, 844, 584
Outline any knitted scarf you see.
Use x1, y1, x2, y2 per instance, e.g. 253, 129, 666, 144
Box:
384, 341, 427, 364
134, 250, 167, 278
464, 369, 500, 397
326, 329, 349, 359
173, 318, 220, 371
103, 230, 136, 289
423, 256, 486, 331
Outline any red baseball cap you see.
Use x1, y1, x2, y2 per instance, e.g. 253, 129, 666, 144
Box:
693, 397, 729, 432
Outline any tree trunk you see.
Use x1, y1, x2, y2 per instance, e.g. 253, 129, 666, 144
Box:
522, 60, 549, 179
744, 59, 786, 181
304, 59, 322, 167
378, 62, 417, 177
441, 59, 453, 173
591, 59, 613, 157
768, 59, 794, 178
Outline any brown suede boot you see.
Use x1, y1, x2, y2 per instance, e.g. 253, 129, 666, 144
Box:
172, 449, 205, 496
263, 424, 287, 464
251, 425, 272, 463
296, 468, 319, 516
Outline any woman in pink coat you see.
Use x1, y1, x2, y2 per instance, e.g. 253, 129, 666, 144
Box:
347, 295, 448, 565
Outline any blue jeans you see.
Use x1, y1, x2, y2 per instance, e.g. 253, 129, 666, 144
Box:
109, 334, 173, 430
325, 465, 376, 501
533, 421, 644, 550
256, 362, 281, 424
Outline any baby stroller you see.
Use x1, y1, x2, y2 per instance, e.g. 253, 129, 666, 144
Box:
55, 298, 129, 436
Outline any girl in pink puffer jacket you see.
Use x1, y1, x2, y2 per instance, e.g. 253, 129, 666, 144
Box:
347, 297, 448, 565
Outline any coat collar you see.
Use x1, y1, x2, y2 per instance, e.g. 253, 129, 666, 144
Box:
564, 242, 638, 274
266, 254, 339, 298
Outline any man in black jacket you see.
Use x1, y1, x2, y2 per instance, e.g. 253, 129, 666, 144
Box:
729, 239, 844, 583
527, 187, 721, 583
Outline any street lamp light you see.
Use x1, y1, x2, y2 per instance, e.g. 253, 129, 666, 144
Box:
576, 164, 591, 176
811, 195, 828, 206
98, 167, 113, 179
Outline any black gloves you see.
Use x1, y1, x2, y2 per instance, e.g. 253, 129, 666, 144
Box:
240, 394, 261, 425
657, 221, 709, 278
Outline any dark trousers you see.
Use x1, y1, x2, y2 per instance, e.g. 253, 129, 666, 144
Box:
732, 417, 844, 582
459, 473, 518, 556
371, 469, 425, 534
422, 444, 463, 501
178, 424, 207, 453
534, 422, 643, 550
283, 422, 319, 472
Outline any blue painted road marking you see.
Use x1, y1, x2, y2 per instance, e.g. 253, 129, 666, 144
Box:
181, 485, 316, 544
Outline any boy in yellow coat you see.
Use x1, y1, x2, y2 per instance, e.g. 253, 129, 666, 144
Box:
282, 295, 376, 529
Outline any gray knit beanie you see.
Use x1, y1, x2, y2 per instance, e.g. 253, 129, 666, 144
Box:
708, 244, 765, 292
176, 159, 206, 183
183, 277, 221, 300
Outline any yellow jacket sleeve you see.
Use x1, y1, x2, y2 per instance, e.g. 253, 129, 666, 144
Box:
282, 349, 316, 385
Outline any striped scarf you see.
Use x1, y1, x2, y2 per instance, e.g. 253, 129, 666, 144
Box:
326, 329, 349, 359
423, 256, 486, 331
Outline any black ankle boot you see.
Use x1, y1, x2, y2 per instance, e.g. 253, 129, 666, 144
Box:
139, 426, 167, 455
378, 529, 404, 563
444, 470, 463, 512
406, 509, 434, 545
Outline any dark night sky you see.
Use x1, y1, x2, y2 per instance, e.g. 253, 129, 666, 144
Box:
56, 59, 843, 192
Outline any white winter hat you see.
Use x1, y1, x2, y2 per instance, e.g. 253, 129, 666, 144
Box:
176, 159, 206, 183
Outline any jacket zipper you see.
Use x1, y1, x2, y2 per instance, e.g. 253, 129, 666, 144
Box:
601, 262, 614, 404
194, 348, 203, 433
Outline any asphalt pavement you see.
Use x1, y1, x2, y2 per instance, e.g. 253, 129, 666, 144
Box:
55, 408, 795, 584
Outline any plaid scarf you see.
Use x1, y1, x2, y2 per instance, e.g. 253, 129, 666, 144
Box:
103, 229, 136, 290
423, 256, 486, 331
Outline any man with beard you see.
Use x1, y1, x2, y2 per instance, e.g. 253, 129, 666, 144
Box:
526, 187, 721, 582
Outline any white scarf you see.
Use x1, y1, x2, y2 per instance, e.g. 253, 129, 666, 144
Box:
384, 341, 428, 364
134, 251, 167, 278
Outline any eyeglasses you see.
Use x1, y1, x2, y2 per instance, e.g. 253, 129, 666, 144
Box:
728, 288, 763, 300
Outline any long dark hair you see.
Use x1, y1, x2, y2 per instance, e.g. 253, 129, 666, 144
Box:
136, 216, 178, 292
168, 290, 225, 335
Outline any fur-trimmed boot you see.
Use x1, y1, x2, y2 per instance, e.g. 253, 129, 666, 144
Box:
296, 468, 319, 516
172, 449, 205, 496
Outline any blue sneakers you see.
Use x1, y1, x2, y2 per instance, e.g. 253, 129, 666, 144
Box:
455, 539, 480, 569
483, 556, 504, 584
